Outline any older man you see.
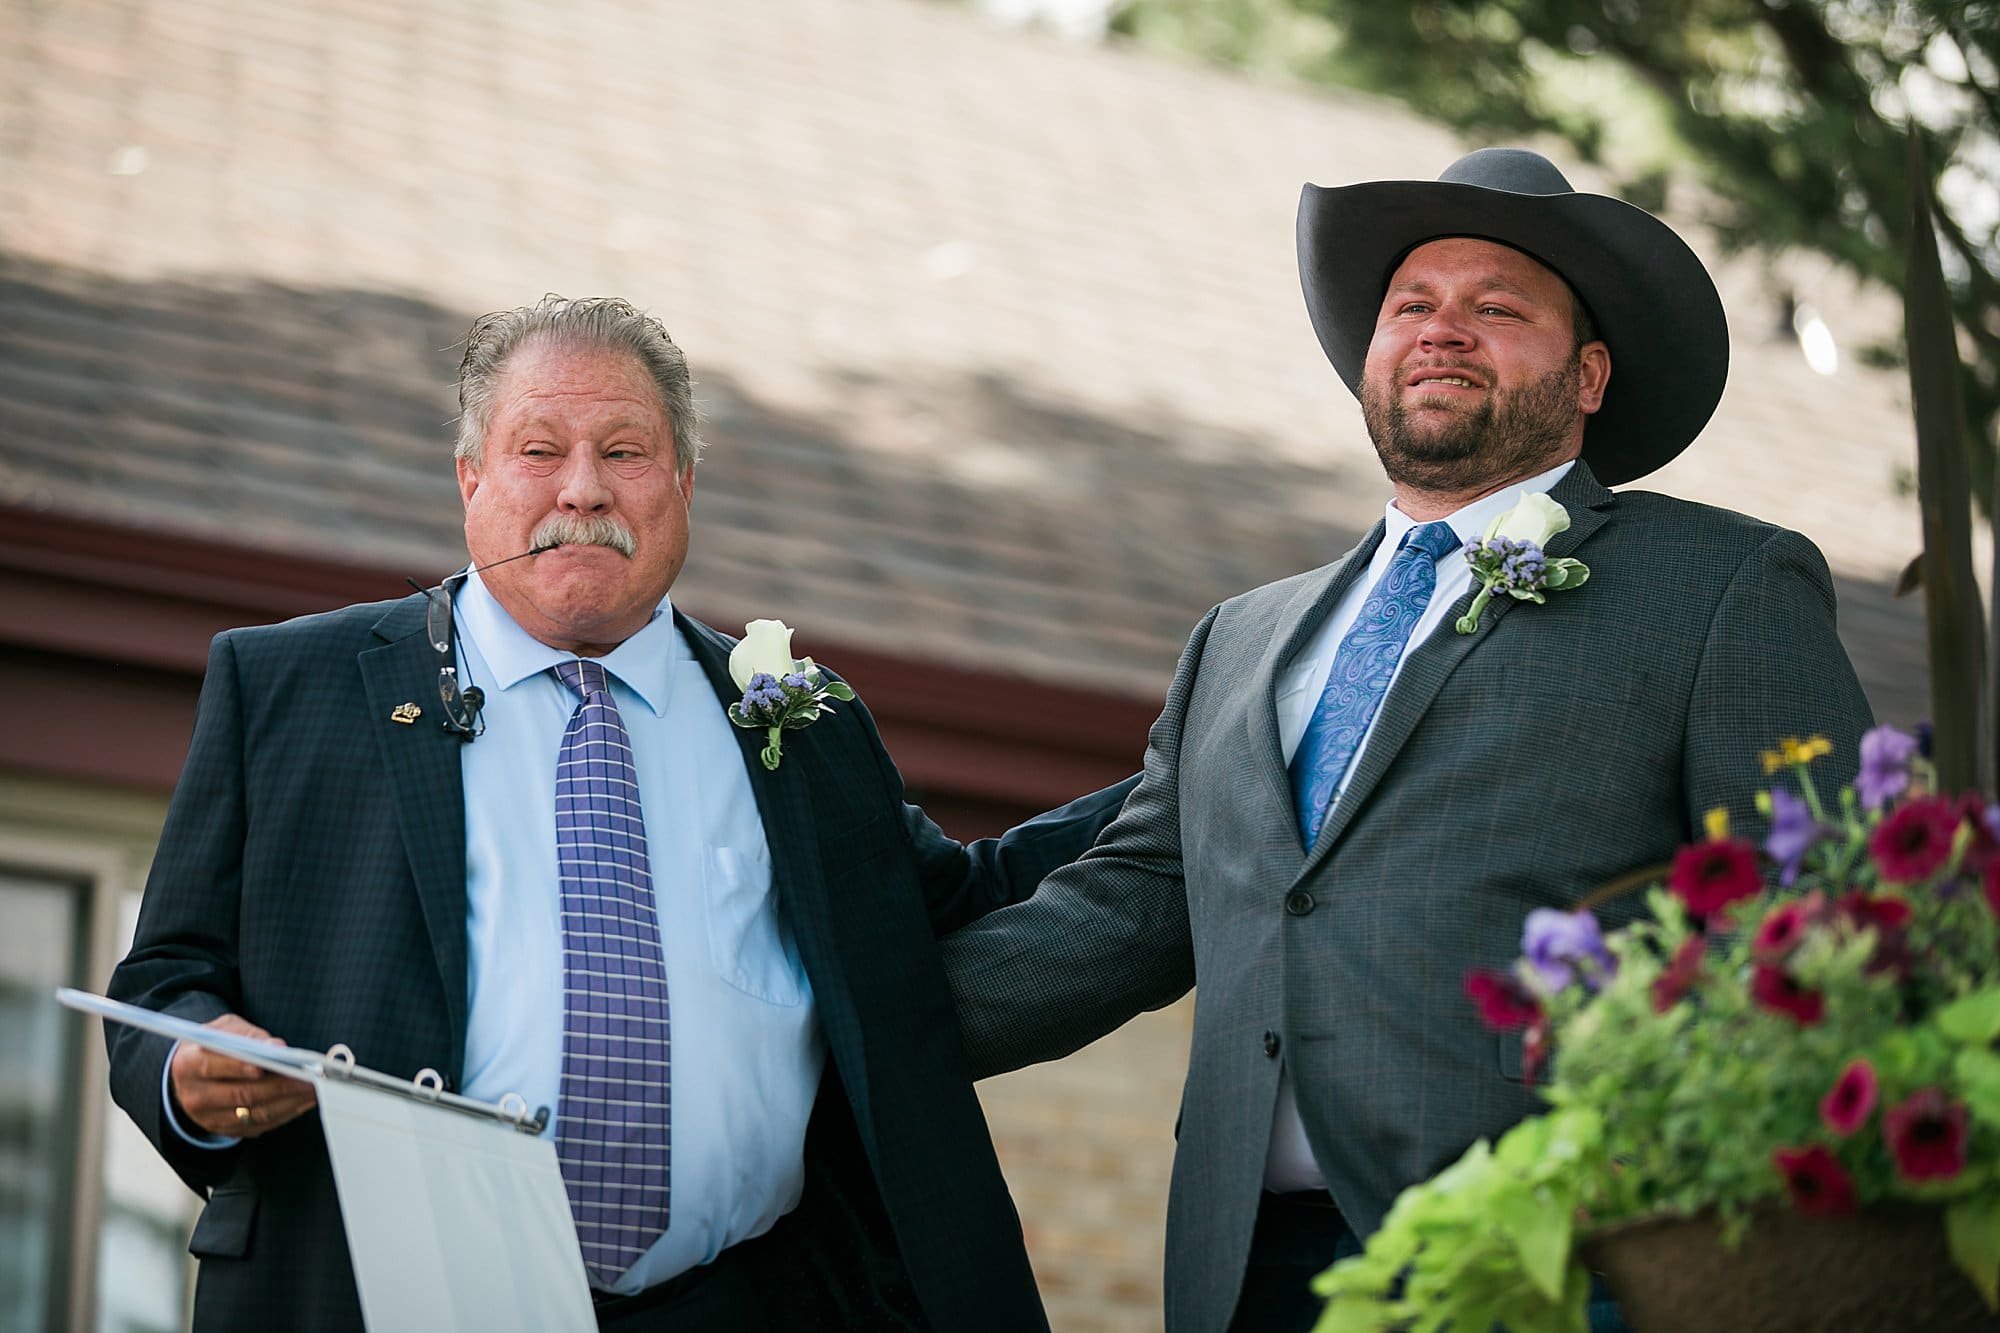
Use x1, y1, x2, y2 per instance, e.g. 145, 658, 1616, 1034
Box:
942, 148, 1875, 1331
107, 296, 1129, 1331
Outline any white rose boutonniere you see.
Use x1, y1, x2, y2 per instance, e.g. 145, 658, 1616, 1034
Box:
1454, 493, 1591, 635
726, 619, 856, 770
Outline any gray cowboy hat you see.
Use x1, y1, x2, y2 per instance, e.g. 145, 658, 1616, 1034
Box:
1297, 147, 1728, 486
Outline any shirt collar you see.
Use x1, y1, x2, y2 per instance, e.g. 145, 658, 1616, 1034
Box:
455, 568, 680, 717
1381, 458, 1576, 549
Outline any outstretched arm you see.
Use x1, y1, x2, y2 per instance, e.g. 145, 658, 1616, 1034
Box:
940, 608, 1219, 1078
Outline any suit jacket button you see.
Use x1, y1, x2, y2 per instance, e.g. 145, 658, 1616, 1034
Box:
1263, 1031, 1281, 1058
1284, 889, 1316, 916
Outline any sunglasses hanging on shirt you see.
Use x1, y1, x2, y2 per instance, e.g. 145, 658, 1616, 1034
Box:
405, 543, 555, 743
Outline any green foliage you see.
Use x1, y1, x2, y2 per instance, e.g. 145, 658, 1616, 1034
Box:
1312, 1110, 1602, 1333
1948, 1194, 2000, 1306
1110, 0, 2000, 509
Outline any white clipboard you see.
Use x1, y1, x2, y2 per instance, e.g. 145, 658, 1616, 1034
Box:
64, 988, 596, 1333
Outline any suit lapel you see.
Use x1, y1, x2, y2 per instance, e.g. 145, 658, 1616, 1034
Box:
1302, 464, 1617, 870
1249, 523, 1388, 830
358, 594, 473, 1073
674, 612, 842, 998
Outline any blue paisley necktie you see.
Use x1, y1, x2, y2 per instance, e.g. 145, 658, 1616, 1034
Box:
551, 658, 672, 1284
1290, 520, 1462, 851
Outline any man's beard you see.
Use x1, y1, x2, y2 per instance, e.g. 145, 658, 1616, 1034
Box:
1360, 356, 1584, 493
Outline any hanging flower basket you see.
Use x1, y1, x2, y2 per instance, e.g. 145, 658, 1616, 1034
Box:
1311, 730, 2000, 1333
1582, 1204, 1994, 1332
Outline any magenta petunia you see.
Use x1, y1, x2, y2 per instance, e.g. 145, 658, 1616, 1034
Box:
1869, 796, 1962, 884
1838, 892, 1911, 931
1751, 964, 1825, 1026
1837, 892, 1913, 976
1958, 792, 2000, 874
1464, 970, 1540, 1031
1752, 902, 1811, 962
1883, 1088, 1969, 1182
1668, 838, 1763, 916
1651, 934, 1707, 1014
1521, 1016, 1550, 1085
1773, 1144, 1858, 1218
1819, 1059, 1879, 1137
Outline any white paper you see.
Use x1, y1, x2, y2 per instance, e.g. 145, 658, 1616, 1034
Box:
315, 1078, 594, 1333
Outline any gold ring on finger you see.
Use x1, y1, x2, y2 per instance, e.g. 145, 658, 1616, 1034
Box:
235, 1105, 252, 1126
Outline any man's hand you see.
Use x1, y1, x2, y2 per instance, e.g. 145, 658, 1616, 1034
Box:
168, 1014, 318, 1139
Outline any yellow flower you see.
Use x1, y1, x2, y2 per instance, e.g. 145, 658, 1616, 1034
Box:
1703, 807, 1731, 841
1763, 735, 1833, 773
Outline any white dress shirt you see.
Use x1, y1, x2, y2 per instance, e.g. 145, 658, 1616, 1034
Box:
1262, 460, 1574, 1193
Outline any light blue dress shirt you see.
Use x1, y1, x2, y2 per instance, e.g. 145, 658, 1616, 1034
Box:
1262, 459, 1575, 1192
165, 571, 827, 1296
453, 570, 825, 1294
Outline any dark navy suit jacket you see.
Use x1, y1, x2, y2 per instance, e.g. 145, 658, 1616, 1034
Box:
107, 592, 1132, 1331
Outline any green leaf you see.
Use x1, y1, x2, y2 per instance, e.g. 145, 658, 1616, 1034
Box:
1491, 1189, 1573, 1300
1545, 559, 1589, 590
1956, 1048, 2000, 1128
821, 681, 857, 701
1937, 989, 2000, 1045
780, 703, 826, 730
1947, 1196, 2000, 1310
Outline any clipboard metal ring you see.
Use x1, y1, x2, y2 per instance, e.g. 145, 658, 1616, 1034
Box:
497, 1092, 530, 1126
414, 1068, 446, 1101
325, 1043, 357, 1076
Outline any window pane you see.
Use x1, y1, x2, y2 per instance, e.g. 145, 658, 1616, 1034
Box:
0, 871, 83, 1333
96, 891, 195, 1333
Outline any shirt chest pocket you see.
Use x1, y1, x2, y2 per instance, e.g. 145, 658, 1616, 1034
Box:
703, 844, 807, 1006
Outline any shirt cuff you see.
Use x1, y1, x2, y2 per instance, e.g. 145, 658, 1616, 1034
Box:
161, 1041, 241, 1150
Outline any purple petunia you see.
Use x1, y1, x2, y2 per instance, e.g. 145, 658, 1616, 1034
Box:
1764, 787, 1823, 886
1522, 908, 1615, 992
1855, 725, 1920, 811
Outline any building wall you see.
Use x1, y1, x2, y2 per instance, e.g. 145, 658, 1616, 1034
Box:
980, 1000, 1193, 1331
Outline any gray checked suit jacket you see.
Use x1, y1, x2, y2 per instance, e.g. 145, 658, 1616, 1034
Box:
942, 461, 1874, 1332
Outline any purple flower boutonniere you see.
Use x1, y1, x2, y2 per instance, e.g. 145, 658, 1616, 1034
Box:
1454, 492, 1590, 634
726, 619, 856, 771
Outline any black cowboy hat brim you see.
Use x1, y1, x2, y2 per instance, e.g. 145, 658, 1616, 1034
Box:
1297, 165, 1728, 486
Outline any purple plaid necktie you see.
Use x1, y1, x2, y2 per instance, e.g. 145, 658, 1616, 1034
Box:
1290, 520, 1462, 850
552, 659, 671, 1284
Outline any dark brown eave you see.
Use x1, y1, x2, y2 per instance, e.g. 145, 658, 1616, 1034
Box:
0, 503, 1150, 827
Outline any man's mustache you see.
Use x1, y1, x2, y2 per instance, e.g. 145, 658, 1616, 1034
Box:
530, 514, 637, 558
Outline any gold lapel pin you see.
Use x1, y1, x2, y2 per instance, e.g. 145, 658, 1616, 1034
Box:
390, 703, 422, 725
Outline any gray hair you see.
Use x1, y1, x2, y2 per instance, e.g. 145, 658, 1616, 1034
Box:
454, 295, 703, 471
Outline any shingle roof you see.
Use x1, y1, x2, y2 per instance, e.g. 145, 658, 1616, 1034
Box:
0, 0, 1929, 718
